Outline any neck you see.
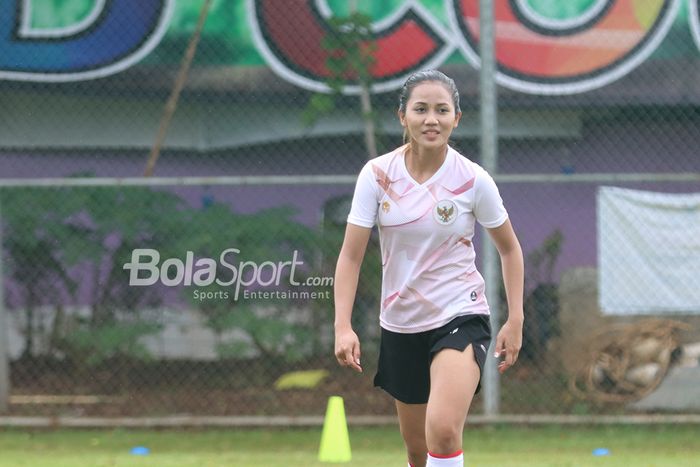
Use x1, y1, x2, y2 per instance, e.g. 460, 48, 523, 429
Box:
404, 144, 448, 183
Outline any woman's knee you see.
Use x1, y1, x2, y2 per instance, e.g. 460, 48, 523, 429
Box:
425, 418, 462, 453
401, 426, 427, 451
401, 431, 427, 466
396, 401, 428, 461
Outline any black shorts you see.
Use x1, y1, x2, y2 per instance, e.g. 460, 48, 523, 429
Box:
373, 314, 492, 404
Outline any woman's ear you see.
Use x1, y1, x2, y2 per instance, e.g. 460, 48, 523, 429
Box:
453, 111, 463, 128
398, 110, 406, 127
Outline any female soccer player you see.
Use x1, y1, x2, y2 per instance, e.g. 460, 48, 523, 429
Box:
333, 69, 524, 467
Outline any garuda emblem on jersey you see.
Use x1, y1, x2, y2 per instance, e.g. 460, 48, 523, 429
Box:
433, 200, 457, 225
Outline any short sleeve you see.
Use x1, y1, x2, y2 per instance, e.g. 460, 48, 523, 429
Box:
473, 166, 508, 228
347, 161, 380, 228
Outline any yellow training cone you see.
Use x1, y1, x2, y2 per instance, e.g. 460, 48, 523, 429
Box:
318, 396, 351, 463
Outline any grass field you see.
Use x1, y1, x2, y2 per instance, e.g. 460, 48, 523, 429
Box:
0, 425, 698, 466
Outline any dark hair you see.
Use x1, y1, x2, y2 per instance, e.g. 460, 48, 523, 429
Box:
398, 69, 461, 115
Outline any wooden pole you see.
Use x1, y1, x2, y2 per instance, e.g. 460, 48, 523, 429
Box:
144, 0, 212, 177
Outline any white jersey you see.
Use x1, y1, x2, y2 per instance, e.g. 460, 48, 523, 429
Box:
347, 145, 508, 333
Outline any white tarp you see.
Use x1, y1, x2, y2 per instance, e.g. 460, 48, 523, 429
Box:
598, 187, 700, 315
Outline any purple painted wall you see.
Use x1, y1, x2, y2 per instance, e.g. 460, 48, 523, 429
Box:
1, 116, 698, 289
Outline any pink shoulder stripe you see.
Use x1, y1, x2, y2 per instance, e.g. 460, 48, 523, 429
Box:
450, 177, 475, 195
372, 164, 404, 201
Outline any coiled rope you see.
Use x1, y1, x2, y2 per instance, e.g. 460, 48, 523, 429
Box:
569, 319, 691, 403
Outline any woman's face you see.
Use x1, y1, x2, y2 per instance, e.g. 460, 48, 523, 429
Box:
399, 81, 461, 152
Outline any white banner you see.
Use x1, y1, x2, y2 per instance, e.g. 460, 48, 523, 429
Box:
598, 187, 700, 315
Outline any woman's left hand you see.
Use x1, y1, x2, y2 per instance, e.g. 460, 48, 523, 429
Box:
494, 318, 523, 374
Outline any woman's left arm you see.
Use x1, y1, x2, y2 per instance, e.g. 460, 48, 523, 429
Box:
486, 218, 524, 373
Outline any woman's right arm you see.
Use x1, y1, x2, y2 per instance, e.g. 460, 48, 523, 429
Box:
334, 223, 372, 373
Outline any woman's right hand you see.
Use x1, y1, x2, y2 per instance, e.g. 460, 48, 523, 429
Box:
334, 327, 362, 373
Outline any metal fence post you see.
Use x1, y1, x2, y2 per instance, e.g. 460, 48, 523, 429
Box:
479, 0, 500, 416
0, 200, 9, 413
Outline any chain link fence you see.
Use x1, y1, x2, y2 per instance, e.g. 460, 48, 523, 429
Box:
0, 0, 699, 420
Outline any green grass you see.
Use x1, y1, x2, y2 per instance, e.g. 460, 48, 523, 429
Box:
0, 425, 698, 466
